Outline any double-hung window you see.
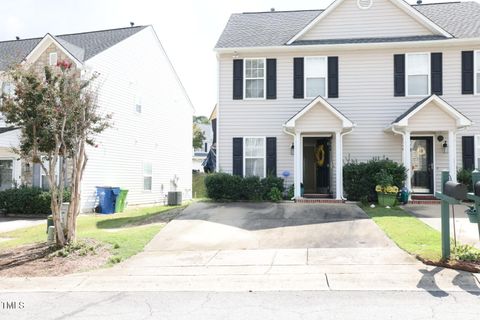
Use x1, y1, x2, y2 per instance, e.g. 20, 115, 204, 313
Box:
406, 53, 430, 96
143, 162, 152, 191
475, 51, 480, 94
49, 52, 58, 66
0, 159, 14, 191
244, 137, 266, 177
305, 56, 327, 98
244, 58, 265, 99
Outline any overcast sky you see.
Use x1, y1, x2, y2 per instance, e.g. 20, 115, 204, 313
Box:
0, 0, 465, 116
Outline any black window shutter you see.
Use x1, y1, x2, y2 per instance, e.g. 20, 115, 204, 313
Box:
431, 52, 443, 95
328, 56, 339, 98
232, 137, 243, 176
266, 59, 277, 99
462, 51, 474, 95
233, 59, 243, 100
394, 54, 405, 97
293, 57, 304, 99
266, 137, 277, 176
462, 136, 475, 170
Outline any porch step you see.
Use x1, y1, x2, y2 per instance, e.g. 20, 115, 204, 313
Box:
409, 194, 440, 204
303, 194, 332, 199
407, 199, 440, 205
295, 198, 345, 204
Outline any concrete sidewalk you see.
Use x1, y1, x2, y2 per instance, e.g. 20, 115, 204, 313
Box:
0, 217, 44, 234
0, 248, 479, 293
405, 204, 480, 248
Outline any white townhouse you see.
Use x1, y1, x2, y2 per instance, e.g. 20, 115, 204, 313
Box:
214, 0, 480, 201
0, 25, 193, 210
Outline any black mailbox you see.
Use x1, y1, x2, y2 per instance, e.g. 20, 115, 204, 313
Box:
474, 181, 480, 197
444, 181, 468, 201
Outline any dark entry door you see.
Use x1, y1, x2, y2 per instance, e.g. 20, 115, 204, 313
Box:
410, 137, 434, 194
303, 137, 331, 194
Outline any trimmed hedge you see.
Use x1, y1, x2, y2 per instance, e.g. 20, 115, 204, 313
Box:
0, 187, 71, 215
204, 173, 284, 201
343, 158, 406, 202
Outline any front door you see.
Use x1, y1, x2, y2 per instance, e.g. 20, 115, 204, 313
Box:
303, 137, 331, 194
410, 137, 434, 194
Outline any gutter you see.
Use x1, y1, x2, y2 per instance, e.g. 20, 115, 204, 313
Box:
339, 126, 355, 201
283, 125, 296, 200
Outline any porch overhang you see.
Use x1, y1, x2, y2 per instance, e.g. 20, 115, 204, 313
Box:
386, 94, 472, 132
284, 96, 355, 131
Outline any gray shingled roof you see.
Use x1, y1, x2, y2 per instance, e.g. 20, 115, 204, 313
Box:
0, 26, 147, 71
215, 1, 480, 48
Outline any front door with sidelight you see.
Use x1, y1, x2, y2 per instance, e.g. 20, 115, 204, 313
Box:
410, 137, 434, 194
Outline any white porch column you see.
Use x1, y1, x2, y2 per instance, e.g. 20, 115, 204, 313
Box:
448, 130, 457, 182
294, 132, 302, 198
335, 131, 342, 200
403, 131, 412, 192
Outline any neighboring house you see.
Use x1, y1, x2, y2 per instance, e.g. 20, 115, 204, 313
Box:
192, 123, 213, 172
0, 25, 193, 210
215, 0, 480, 201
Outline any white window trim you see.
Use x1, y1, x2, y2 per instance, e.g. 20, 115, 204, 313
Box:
143, 162, 153, 192
49, 52, 58, 66
304, 56, 328, 99
243, 58, 266, 100
0, 158, 15, 190
243, 136, 267, 178
475, 135, 480, 169
405, 52, 431, 97
474, 50, 480, 95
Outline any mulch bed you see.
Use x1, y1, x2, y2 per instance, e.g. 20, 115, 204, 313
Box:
0, 239, 111, 277
418, 257, 480, 273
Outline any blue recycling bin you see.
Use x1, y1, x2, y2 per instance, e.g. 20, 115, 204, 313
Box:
96, 187, 120, 214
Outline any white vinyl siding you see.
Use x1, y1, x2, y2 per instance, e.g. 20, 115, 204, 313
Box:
406, 53, 430, 96
305, 57, 327, 98
243, 137, 266, 177
244, 58, 265, 99
143, 162, 152, 191
217, 44, 480, 195
298, 0, 434, 41
476, 135, 480, 169
475, 51, 480, 94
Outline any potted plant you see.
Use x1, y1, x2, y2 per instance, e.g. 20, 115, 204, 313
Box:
375, 170, 398, 207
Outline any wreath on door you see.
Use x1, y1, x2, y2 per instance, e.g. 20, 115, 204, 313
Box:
315, 145, 325, 167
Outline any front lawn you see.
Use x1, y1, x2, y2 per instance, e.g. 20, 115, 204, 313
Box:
0, 204, 185, 266
362, 205, 442, 261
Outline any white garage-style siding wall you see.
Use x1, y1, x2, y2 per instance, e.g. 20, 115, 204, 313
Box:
218, 43, 480, 192
80, 26, 192, 210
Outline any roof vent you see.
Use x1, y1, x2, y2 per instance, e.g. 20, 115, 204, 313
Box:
270, 8, 275, 12
130, 22, 135, 27
15, 36, 20, 40
417, 0, 422, 4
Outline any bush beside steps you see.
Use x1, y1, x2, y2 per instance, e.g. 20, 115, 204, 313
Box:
204, 173, 285, 202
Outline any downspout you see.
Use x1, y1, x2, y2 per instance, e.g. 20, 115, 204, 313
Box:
339, 126, 355, 200
391, 124, 405, 163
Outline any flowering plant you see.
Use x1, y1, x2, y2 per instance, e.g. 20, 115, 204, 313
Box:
375, 185, 399, 194
374, 170, 398, 194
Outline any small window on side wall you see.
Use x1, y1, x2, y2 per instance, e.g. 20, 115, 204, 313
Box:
49, 52, 58, 66
406, 53, 430, 96
143, 162, 152, 191
135, 95, 142, 113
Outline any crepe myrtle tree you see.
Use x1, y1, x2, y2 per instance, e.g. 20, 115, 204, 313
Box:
0, 60, 111, 246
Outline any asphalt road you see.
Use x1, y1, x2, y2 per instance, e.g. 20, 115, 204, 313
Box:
1, 290, 479, 320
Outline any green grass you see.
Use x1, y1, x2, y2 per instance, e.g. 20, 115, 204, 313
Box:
193, 172, 207, 198
362, 205, 442, 261
0, 204, 185, 265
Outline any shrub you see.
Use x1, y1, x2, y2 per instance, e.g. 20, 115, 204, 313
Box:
204, 173, 284, 201
268, 187, 283, 202
454, 244, 480, 262
0, 186, 70, 215
286, 184, 294, 200
457, 169, 472, 192
343, 158, 406, 201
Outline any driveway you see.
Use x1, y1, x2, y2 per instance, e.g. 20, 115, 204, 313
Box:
145, 202, 396, 251
0, 217, 44, 234
405, 204, 480, 248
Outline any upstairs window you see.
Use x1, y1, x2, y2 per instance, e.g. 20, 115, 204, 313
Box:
244, 137, 265, 177
406, 53, 430, 96
244, 58, 265, 99
135, 95, 142, 113
476, 51, 480, 94
49, 52, 58, 66
305, 56, 327, 98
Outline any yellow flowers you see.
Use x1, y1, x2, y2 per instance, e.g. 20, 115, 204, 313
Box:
375, 185, 399, 194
